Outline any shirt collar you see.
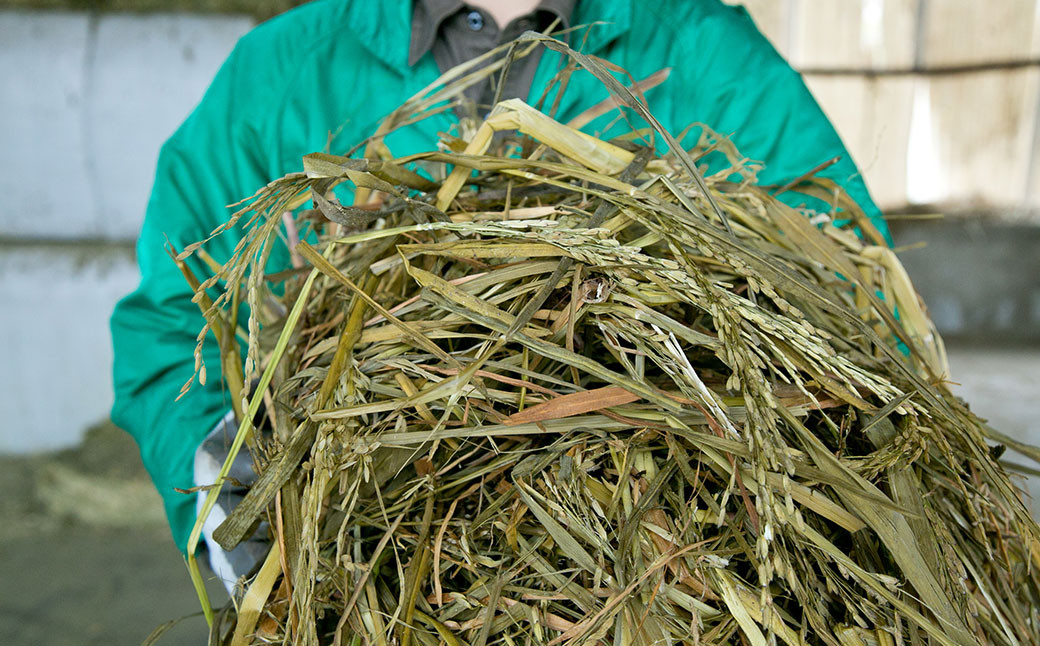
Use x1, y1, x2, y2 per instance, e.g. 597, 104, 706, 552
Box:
409, 0, 576, 67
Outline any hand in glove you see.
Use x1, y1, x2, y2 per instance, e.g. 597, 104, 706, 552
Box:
193, 411, 270, 597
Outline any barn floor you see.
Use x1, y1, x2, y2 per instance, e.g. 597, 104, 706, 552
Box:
0, 423, 225, 645
1, 344, 1037, 645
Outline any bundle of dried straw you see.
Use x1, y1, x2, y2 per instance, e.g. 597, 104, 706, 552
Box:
173, 35, 1040, 646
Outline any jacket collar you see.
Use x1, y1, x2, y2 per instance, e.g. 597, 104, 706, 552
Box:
408, 0, 576, 67
409, 0, 466, 68
345, 0, 632, 76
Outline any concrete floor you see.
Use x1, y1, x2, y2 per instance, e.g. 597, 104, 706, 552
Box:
1, 528, 216, 645
945, 345, 1040, 510
0, 344, 1037, 645
0, 423, 226, 645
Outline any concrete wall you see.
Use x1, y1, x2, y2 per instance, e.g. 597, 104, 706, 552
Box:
0, 10, 253, 452
0, 10, 253, 239
892, 218, 1040, 343
1, 244, 136, 451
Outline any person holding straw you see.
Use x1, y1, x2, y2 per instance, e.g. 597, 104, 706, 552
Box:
111, 0, 888, 593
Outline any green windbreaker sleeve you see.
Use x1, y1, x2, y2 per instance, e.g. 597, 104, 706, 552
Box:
669, 3, 892, 245
110, 42, 268, 554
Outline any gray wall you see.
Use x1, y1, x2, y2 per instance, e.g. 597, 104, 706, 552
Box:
893, 218, 1040, 344
0, 10, 253, 451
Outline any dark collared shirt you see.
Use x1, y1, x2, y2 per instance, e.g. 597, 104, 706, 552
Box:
410, 0, 575, 115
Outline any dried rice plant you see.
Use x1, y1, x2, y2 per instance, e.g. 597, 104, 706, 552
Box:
172, 35, 1040, 646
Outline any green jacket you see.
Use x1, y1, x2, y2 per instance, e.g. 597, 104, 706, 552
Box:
111, 0, 890, 553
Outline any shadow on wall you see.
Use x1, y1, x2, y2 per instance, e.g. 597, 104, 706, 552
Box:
892, 215, 1040, 345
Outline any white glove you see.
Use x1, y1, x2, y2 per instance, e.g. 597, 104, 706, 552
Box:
193, 411, 270, 597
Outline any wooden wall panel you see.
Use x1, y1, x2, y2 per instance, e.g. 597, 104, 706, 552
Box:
924, 69, 1037, 206
804, 76, 871, 166
921, 0, 1040, 66
859, 77, 915, 208
718, 1, 1040, 214
806, 76, 914, 208
790, 0, 917, 69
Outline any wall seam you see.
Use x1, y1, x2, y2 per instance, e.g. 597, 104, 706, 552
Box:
80, 11, 101, 236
